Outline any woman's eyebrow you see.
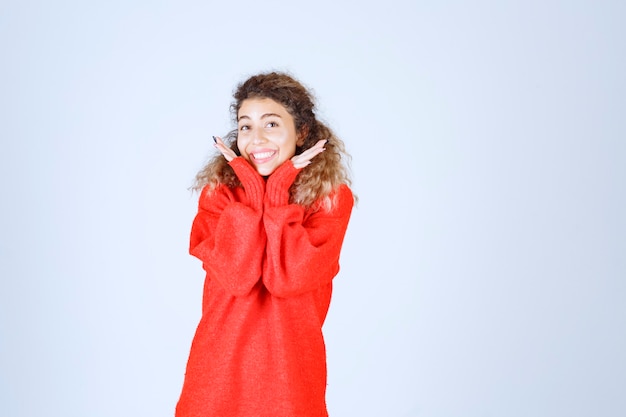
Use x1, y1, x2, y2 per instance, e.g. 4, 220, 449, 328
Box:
261, 113, 282, 119
238, 113, 282, 122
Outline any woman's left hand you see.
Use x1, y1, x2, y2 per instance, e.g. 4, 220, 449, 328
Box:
290, 139, 327, 169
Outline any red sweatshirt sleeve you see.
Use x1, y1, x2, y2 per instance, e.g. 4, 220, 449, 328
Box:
189, 157, 266, 297
262, 161, 354, 298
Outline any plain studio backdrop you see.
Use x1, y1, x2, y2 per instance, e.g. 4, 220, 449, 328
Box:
1, 1, 624, 416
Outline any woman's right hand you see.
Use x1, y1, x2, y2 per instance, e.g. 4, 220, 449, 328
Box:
213, 136, 237, 162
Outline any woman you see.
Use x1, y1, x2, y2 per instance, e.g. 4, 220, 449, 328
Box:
176, 72, 354, 417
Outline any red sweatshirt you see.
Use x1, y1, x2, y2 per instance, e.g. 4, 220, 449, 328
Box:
176, 157, 353, 417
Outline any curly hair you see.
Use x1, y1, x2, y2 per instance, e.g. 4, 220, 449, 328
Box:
193, 71, 354, 210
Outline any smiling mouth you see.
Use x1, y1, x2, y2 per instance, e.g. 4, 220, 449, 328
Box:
251, 151, 276, 161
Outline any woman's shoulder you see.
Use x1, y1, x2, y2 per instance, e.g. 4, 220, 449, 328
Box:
309, 183, 354, 215
335, 183, 356, 210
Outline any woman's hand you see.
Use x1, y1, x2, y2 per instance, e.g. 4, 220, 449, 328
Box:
213, 136, 237, 162
291, 139, 327, 169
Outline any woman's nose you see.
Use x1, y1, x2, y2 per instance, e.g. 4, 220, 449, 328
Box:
252, 129, 267, 144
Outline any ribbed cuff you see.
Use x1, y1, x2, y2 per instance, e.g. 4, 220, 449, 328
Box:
265, 160, 301, 207
229, 157, 265, 209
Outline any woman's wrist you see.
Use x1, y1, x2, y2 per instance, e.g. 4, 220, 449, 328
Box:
228, 157, 265, 208
265, 160, 301, 207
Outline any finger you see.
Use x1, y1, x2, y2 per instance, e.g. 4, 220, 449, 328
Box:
213, 135, 229, 149
304, 139, 327, 153
298, 139, 327, 158
297, 147, 325, 163
298, 141, 326, 160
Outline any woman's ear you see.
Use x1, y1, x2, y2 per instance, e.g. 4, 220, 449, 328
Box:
297, 125, 309, 147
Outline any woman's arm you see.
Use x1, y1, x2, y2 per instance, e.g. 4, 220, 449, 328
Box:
262, 161, 354, 298
189, 157, 266, 297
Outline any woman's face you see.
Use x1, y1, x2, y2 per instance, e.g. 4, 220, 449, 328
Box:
237, 97, 302, 176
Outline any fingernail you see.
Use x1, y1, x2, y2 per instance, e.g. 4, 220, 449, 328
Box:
212, 136, 217, 143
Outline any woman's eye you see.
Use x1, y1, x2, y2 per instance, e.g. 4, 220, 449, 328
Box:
266, 122, 278, 128
239, 125, 249, 131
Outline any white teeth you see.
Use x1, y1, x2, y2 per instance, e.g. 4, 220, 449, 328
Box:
252, 151, 274, 159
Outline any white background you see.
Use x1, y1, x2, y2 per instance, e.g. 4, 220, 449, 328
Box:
1, 1, 624, 416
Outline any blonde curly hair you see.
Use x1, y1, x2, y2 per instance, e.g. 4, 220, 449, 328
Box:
192, 71, 354, 210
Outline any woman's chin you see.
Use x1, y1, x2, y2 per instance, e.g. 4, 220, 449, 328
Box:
253, 165, 277, 177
